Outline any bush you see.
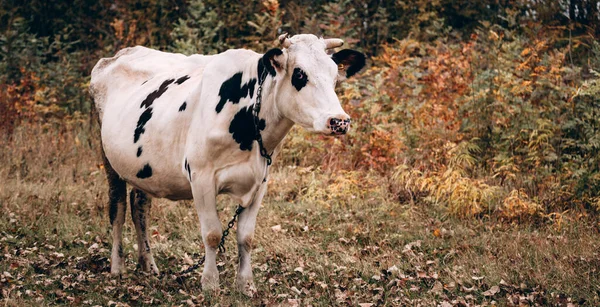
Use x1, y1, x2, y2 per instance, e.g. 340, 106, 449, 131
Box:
3, 0, 600, 221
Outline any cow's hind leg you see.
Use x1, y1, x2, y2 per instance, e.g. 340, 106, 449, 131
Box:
103, 151, 127, 276
130, 188, 159, 274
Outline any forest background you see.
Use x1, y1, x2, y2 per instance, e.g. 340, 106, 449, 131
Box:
2, 0, 600, 305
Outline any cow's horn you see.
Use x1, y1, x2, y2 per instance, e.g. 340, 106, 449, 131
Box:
279, 33, 291, 48
324, 38, 344, 49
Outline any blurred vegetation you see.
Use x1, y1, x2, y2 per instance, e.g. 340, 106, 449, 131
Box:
1, 0, 600, 221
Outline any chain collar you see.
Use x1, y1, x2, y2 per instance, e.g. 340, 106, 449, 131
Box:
253, 68, 272, 182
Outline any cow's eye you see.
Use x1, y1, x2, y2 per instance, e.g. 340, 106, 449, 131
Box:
291, 68, 308, 91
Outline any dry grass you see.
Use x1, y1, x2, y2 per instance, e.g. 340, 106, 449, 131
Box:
1, 123, 600, 306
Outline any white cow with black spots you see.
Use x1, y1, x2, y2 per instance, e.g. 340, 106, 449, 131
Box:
90, 33, 366, 296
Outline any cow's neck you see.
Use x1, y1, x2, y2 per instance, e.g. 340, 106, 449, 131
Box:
254, 79, 294, 156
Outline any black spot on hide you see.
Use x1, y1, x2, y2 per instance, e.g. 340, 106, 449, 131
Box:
134, 76, 191, 150
261, 48, 283, 78
136, 164, 153, 179
134, 108, 153, 143
184, 158, 191, 181
215, 73, 257, 113
249, 80, 256, 99
136, 146, 143, 157
178, 101, 187, 112
257, 59, 269, 81
175, 75, 190, 85
134, 78, 179, 144
141, 79, 174, 109
229, 106, 265, 151
141, 80, 149, 85
291, 68, 308, 91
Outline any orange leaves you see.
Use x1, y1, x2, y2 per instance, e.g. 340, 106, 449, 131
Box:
500, 190, 542, 221
283, 21, 596, 219
110, 18, 144, 47
261, 0, 280, 14
359, 128, 403, 172
517, 39, 550, 72
0, 69, 41, 135
330, 36, 480, 174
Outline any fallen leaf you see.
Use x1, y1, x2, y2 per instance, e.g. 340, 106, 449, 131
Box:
462, 285, 476, 292
402, 240, 421, 253
483, 285, 500, 297
182, 253, 193, 265
334, 288, 347, 303
290, 286, 301, 295
429, 281, 444, 294
88, 243, 99, 253
50, 252, 64, 259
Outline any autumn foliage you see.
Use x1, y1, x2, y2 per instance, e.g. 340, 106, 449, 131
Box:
2, 0, 600, 221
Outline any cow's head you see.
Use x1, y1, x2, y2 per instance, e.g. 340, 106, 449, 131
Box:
261, 34, 366, 135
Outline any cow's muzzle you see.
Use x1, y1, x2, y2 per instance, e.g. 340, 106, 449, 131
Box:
328, 117, 351, 135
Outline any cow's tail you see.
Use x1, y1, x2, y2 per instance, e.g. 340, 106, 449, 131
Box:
92, 94, 127, 225
101, 144, 127, 226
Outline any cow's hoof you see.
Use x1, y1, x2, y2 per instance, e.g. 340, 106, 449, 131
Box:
138, 255, 160, 275
110, 259, 126, 276
110, 267, 125, 277
201, 274, 220, 292
150, 263, 160, 275
237, 278, 257, 297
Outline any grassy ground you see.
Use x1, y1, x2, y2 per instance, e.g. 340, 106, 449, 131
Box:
1, 123, 600, 306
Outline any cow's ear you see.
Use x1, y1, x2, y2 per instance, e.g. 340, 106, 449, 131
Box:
331, 49, 366, 80
262, 48, 287, 77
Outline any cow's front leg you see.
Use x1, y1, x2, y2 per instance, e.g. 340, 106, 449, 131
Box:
191, 175, 222, 291
236, 184, 267, 297
130, 188, 159, 274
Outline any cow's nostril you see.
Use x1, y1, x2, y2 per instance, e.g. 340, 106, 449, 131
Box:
327, 116, 351, 135
328, 117, 350, 127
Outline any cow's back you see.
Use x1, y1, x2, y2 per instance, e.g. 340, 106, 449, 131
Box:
90, 46, 211, 118
91, 46, 213, 199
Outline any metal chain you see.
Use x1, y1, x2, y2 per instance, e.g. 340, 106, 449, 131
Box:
218, 205, 245, 253
253, 68, 273, 169
177, 205, 245, 277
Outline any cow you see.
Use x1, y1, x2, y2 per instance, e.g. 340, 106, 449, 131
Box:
90, 33, 366, 296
